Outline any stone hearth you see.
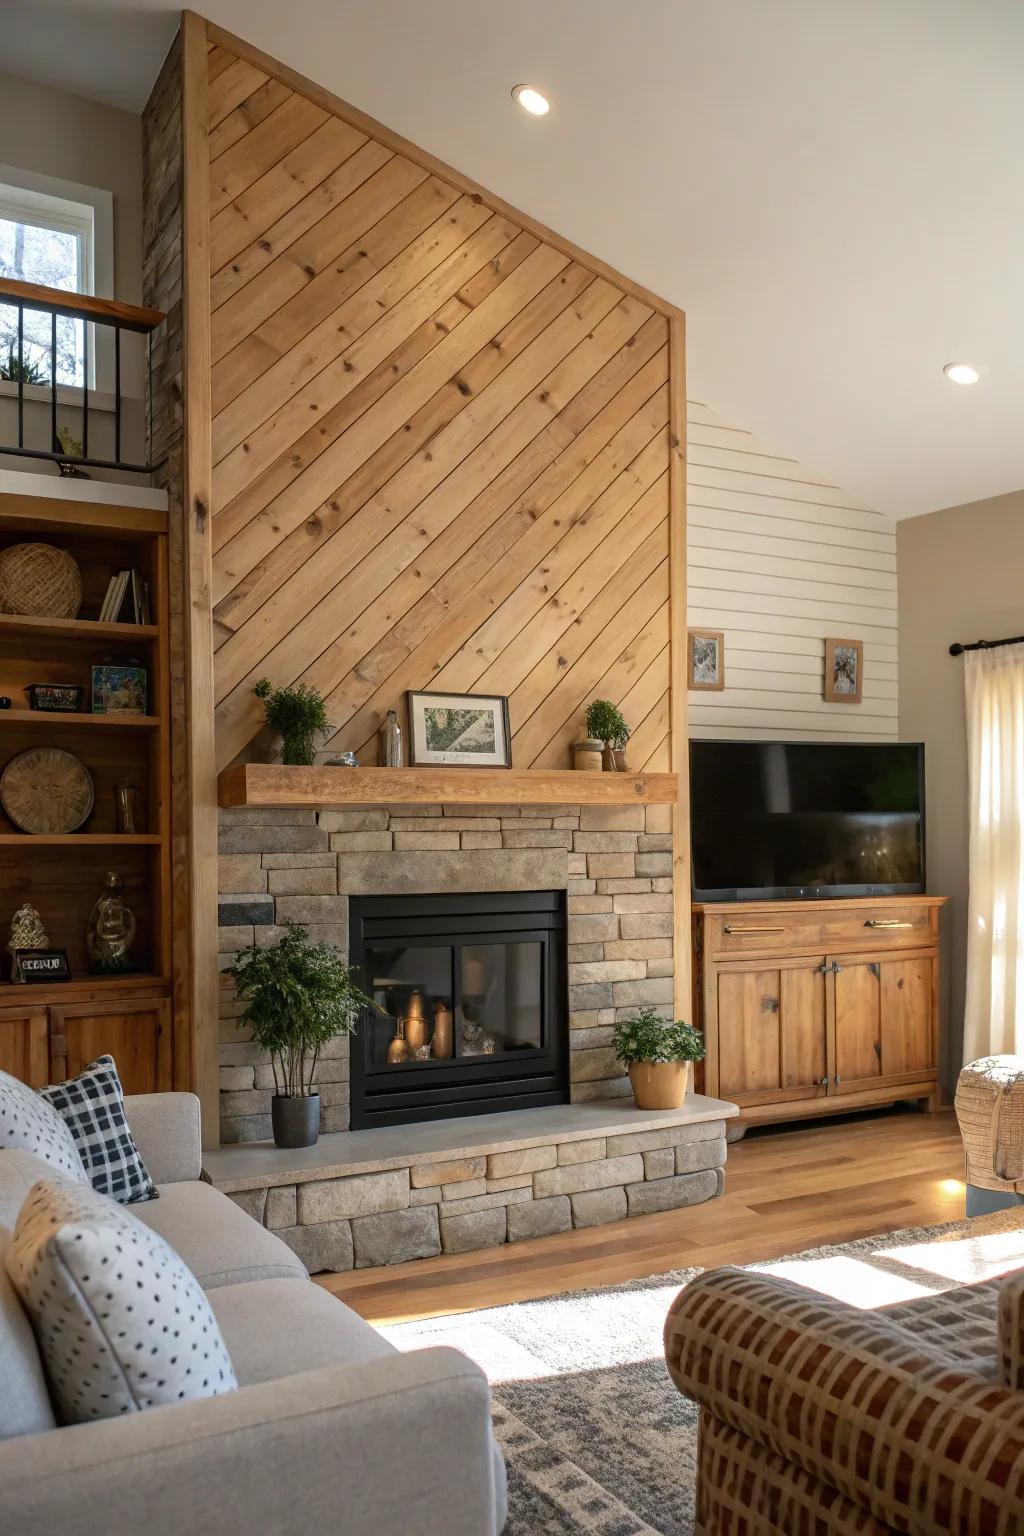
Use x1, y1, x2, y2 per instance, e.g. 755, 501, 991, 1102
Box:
202, 1099, 735, 1271
217, 798, 676, 1144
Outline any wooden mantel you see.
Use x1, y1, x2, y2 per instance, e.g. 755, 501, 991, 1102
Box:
218, 764, 679, 808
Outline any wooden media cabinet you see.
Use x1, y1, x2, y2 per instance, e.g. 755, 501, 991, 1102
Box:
692, 896, 946, 1126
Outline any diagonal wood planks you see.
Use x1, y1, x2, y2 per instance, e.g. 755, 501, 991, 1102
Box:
207, 44, 679, 773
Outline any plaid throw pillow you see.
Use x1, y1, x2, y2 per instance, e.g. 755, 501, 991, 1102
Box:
38, 1056, 158, 1205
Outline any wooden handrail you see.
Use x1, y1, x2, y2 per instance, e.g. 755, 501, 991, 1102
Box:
0, 277, 164, 335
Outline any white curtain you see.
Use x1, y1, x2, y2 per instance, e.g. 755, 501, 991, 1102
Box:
963, 641, 1024, 1060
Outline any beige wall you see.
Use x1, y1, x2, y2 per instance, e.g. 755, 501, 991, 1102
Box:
898, 489, 1024, 1089
0, 70, 142, 307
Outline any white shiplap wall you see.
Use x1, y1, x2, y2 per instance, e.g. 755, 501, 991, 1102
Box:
686, 401, 897, 741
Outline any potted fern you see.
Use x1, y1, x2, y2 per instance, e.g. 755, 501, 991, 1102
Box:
585, 698, 630, 771
613, 1007, 705, 1110
229, 923, 376, 1147
254, 677, 331, 766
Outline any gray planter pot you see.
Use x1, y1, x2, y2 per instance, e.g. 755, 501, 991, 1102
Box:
271, 1093, 320, 1148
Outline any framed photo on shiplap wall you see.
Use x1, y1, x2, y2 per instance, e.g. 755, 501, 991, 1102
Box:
824, 638, 863, 703
687, 629, 725, 691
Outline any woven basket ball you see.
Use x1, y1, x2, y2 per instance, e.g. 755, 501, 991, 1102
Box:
0, 542, 82, 619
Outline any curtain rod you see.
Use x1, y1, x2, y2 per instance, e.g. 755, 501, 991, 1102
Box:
949, 634, 1024, 656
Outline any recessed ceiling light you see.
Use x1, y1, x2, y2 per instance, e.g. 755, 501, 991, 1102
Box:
512, 84, 552, 117
943, 362, 980, 385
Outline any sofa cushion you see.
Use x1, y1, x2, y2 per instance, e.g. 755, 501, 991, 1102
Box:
0, 1149, 65, 1229
39, 1055, 157, 1205
6, 1176, 237, 1424
0, 1070, 85, 1185
209, 1277, 396, 1386
132, 1181, 307, 1289
0, 1229, 55, 1440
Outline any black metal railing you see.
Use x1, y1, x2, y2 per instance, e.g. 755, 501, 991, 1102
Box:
0, 277, 166, 477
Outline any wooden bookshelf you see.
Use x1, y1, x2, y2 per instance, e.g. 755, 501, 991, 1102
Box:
0, 489, 174, 1096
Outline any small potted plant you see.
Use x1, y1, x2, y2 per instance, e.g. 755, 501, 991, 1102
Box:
585, 698, 630, 771
254, 677, 331, 766
229, 923, 376, 1148
613, 1007, 705, 1110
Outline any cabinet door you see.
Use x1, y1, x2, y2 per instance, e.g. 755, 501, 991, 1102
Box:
714, 957, 829, 1107
0, 1008, 50, 1087
51, 997, 172, 1095
831, 950, 937, 1094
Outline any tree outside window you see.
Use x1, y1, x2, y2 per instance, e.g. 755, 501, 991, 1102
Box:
0, 201, 90, 387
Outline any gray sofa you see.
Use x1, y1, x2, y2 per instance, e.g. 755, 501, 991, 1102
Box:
0, 1092, 507, 1536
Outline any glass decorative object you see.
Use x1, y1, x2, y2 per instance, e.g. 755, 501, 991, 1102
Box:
87, 871, 137, 974
379, 709, 404, 767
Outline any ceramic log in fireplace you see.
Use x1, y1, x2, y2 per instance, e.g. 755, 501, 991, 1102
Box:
348, 891, 569, 1129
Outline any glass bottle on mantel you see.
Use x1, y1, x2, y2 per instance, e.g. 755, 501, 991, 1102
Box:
379, 709, 403, 767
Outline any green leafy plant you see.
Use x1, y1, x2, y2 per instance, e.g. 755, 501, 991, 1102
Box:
229, 923, 376, 1098
613, 1007, 705, 1066
0, 346, 48, 384
56, 425, 83, 459
254, 677, 331, 765
585, 698, 630, 750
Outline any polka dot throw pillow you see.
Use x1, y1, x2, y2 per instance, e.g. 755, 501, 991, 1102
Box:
5, 1176, 237, 1423
0, 1069, 86, 1182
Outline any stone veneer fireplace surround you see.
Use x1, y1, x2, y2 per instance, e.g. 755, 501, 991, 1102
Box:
211, 796, 728, 1265
218, 798, 676, 1143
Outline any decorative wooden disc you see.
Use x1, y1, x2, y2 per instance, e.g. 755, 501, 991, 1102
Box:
1, 748, 95, 834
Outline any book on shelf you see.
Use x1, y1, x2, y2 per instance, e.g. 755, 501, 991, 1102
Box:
98, 569, 150, 625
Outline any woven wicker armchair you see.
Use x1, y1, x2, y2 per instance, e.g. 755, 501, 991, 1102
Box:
665, 1264, 1024, 1536
956, 1056, 1024, 1215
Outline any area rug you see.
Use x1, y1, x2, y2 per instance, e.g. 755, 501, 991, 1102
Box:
382, 1209, 1024, 1536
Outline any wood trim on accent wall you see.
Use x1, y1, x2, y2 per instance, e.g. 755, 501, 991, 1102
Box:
668, 315, 691, 1020
182, 11, 220, 1145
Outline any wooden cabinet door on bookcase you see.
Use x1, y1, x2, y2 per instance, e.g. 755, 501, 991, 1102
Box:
0, 1008, 50, 1088
713, 957, 829, 1108
830, 950, 937, 1095
51, 999, 172, 1095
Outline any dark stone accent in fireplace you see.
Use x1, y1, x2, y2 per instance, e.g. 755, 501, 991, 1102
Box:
348, 891, 569, 1129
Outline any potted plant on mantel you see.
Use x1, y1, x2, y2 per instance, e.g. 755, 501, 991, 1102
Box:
254, 677, 331, 766
585, 698, 630, 771
229, 923, 376, 1149
613, 1008, 706, 1110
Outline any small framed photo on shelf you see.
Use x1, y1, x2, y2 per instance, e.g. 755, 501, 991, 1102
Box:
406, 691, 512, 768
824, 638, 863, 703
687, 629, 725, 691
91, 664, 147, 716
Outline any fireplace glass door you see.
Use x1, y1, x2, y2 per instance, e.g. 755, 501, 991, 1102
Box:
349, 892, 568, 1128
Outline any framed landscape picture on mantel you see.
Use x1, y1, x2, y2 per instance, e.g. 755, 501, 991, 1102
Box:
407, 691, 512, 768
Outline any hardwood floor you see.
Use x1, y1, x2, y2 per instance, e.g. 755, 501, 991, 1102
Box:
322, 1106, 966, 1323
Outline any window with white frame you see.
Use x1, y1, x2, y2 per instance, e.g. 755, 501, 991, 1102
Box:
0, 169, 112, 390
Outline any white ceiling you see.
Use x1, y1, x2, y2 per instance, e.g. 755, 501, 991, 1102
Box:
5, 0, 1024, 518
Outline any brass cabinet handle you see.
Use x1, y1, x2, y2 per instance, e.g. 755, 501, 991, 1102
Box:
863, 919, 914, 929
723, 925, 786, 935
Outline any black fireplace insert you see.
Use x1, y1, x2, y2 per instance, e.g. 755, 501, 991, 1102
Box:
348, 891, 569, 1129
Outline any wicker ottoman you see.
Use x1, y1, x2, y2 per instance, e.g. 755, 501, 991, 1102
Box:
955, 1055, 1024, 1216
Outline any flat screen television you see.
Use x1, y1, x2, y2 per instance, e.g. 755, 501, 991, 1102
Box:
690, 740, 925, 901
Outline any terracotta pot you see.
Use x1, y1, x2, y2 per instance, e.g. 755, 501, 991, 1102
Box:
271, 1093, 320, 1148
627, 1060, 692, 1110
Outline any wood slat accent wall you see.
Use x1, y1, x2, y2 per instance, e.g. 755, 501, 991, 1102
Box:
686, 402, 898, 740
201, 34, 680, 777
